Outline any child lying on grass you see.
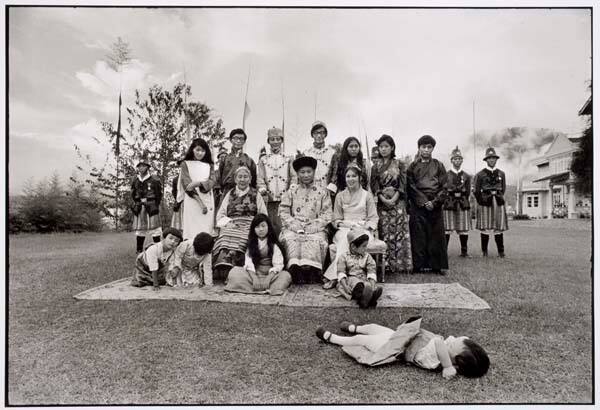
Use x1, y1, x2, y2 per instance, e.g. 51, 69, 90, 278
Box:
315, 316, 489, 379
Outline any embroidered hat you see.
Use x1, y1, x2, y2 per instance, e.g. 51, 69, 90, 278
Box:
417, 135, 436, 147
267, 127, 284, 140
292, 156, 318, 172
347, 226, 369, 246
483, 147, 500, 160
310, 120, 328, 136
450, 146, 463, 160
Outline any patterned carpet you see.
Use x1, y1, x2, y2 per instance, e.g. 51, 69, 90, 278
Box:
74, 278, 490, 310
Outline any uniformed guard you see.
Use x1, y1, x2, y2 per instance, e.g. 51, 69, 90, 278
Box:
443, 146, 473, 257
474, 147, 508, 257
131, 158, 163, 254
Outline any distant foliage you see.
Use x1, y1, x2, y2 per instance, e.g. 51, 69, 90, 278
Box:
9, 173, 104, 234
513, 214, 531, 220
571, 115, 592, 195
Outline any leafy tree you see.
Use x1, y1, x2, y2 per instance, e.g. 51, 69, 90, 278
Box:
75, 82, 226, 230
571, 109, 592, 195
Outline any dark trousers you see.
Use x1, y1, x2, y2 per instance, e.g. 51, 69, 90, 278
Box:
409, 206, 449, 271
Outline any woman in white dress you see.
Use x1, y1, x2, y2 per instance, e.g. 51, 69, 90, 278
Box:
323, 164, 385, 287
177, 138, 216, 240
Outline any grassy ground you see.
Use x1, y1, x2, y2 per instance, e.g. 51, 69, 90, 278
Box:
7, 219, 593, 404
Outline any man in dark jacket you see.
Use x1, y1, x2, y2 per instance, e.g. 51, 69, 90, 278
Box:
407, 135, 448, 274
443, 146, 473, 257
474, 147, 509, 257
131, 158, 163, 254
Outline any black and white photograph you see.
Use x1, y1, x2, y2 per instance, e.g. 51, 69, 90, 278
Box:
4, 1, 596, 406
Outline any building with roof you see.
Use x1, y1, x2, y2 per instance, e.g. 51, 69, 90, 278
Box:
518, 96, 592, 219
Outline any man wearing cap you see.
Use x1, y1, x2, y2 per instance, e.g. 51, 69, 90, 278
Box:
131, 158, 163, 254
257, 126, 297, 236
474, 147, 508, 257
279, 156, 333, 284
443, 146, 473, 257
407, 135, 449, 274
215, 128, 257, 206
303, 121, 337, 193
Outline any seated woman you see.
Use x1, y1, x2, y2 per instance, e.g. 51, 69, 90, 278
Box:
279, 156, 333, 284
225, 214, 292, 295
166, 232, 214, 287
212, 166, 268, 280
323, 164, 385, 288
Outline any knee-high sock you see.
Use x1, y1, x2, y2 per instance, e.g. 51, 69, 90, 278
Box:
459, 234, 469, 254
480, 233, 489, 254
494, 233, 504, 254
136, 236, 145, 253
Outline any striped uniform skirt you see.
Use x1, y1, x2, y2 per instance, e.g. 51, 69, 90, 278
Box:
443, 208, 472, 233
132, 205, 162, 233
476, 203, 508, 231
213, 216, 253, 268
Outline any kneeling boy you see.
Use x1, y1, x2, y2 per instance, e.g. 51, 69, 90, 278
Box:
131, 227, 183, 291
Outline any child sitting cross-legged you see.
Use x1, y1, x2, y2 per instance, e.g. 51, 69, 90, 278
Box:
224, 213, 292, 296
336, 227, 383, 308
315, 316, 489, 379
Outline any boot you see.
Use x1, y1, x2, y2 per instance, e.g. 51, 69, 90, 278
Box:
480, 233, 489, 257
136, 236, 145, 254
152, 235, 161, 243
459, 234, 471, 258
495, 233, 505, 258
445, 234, 450, 251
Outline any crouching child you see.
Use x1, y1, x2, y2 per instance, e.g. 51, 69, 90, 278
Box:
315, 316, 489, 379
166, 232, 214, 287
130, 228, 183, 291
336, 227, 383, 308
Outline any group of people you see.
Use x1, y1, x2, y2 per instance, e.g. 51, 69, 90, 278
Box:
128, 120, 509, 309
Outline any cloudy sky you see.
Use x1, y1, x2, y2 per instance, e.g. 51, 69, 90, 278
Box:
8, 6, 591, 194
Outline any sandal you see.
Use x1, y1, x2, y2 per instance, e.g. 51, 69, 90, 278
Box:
316, 327, 332, 343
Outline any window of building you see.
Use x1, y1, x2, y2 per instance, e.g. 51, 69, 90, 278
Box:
527, 194, 539, 208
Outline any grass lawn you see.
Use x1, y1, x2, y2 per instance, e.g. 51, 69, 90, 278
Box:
7, 219, 593, 404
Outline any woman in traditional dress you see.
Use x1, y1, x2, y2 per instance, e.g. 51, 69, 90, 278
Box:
328, 136, 370, 196
178, 138, 216, 240
369, 134, 412, 274
279, 156, 333, 284
213, 166, 268, 280
225, 214, 292, 295
323, 164, 385, 287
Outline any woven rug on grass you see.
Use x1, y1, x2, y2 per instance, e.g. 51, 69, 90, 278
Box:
74, 278, 490, 310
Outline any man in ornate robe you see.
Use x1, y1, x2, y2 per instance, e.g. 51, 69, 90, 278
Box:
279, 156, 333, 284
